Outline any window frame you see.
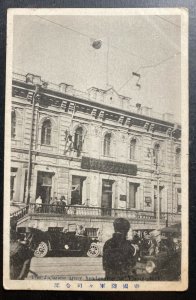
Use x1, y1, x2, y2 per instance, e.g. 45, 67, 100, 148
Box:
153, 143, 161, 165
103, 133, 111, 157
41, 119, 52, 145
73, 127, 84, 156
130, 137, 137, 161
11, 110, 16, 139
175, 147, 181, 169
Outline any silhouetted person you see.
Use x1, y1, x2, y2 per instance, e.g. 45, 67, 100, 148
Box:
10, 218, 40, 280
103, 218, 137, 280
60, 196, 67, 213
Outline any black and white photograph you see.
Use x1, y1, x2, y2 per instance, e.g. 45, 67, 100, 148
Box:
4, 8, 188, 291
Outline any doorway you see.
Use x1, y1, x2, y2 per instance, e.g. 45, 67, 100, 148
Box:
101, 180, 113, 216
36, 171, 53, 204
71, 176, 86, 205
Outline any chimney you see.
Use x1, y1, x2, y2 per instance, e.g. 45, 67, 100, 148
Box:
26, 73, 42, 85
59, 83, 73, 94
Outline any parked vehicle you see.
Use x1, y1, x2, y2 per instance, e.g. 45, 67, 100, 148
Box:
19, 226, 101, 258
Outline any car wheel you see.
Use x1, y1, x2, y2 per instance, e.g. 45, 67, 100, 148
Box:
87, 242, 100, 258
34, 241, 49, 258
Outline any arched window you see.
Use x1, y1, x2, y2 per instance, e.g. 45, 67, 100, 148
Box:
11, 110, 16, 139
130, 138, 137, 160
41, 119, 51, 145
74, 127, 83, 156
104, 133, 111, 156
175, 147, 181, 168
153, 143, 160, 165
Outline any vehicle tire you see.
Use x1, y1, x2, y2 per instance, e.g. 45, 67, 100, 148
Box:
34, 241, 49, 258
87, 242, 100, 258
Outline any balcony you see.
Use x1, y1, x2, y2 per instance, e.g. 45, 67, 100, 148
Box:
26, 203, 180, 225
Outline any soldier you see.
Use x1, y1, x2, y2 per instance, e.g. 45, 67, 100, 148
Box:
103, 218, 137, 280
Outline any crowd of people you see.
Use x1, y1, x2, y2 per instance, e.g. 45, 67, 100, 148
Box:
132, 229, 181, 256
35, 195, 67, 213
10, 215, 180, 281
103, 219, 181, 280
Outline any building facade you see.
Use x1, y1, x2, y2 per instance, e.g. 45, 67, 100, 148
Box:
11, 72, 181, 235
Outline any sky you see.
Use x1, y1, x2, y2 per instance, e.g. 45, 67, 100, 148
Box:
13, 14, 181, 122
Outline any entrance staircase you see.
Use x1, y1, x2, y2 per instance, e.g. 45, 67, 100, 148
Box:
10, 205, 30, 224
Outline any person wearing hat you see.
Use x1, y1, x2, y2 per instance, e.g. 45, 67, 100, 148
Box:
103, 218, 137, 280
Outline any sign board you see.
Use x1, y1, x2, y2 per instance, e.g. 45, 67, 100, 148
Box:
120, 195, 127, 201
81, 157, 137, 176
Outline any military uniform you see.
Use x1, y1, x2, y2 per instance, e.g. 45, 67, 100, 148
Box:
103, 218, 137, 281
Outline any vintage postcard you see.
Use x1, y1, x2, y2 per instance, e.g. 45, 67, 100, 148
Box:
4, 8, 188, 291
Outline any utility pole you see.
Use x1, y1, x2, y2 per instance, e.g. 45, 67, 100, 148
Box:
156, 163, 160, 229
25, 85, 40, 204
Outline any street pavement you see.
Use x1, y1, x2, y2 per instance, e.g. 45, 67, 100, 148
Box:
27, 256, 105, 280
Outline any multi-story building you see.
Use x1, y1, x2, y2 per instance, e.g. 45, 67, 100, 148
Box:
11, 72, 181, 240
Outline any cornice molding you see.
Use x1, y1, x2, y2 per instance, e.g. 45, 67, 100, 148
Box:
12, 79, 181, 137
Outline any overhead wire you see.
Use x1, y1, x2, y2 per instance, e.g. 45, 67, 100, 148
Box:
37, 16, 94, 39
117, 51, 180, 92
36, 15, 180, 94
36, 15, 148, 62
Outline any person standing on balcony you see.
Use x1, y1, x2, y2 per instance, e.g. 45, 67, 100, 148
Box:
59, 196, 67, 213
35, 195, 42, 213
103, 218, 138, 280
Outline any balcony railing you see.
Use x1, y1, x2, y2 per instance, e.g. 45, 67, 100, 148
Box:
28, 203, 181, 223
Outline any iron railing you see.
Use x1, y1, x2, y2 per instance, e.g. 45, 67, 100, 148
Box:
27, 203, 181, 223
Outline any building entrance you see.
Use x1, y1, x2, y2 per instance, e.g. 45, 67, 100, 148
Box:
101, 180, 113, 216
71, 176, 86, 205
36, 171, 53, 204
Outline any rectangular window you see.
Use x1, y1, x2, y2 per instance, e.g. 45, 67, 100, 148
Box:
177, 188, 181, 213
10, 167, 17, 201
129, 183, 139, 209
101, 180, 113, 216
103, 134, 111, 156
11, 111, 16, 139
